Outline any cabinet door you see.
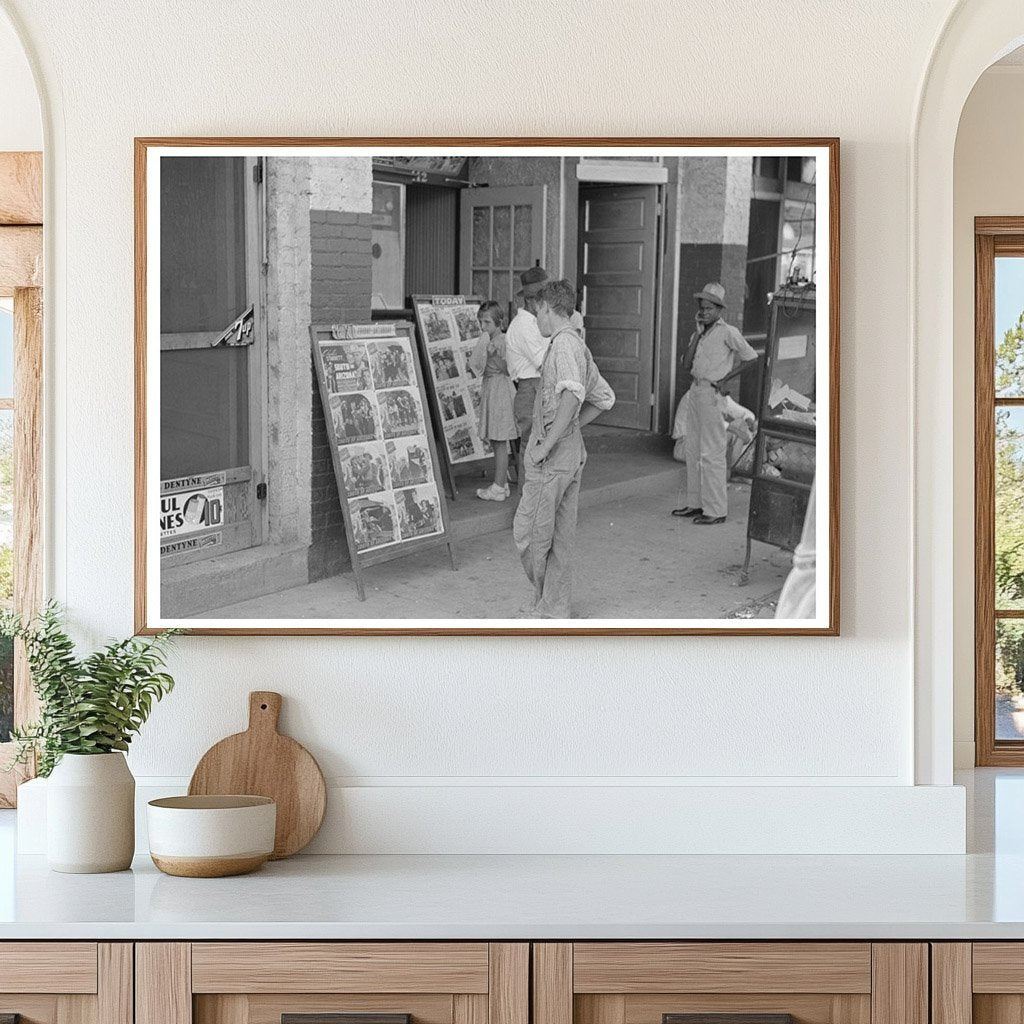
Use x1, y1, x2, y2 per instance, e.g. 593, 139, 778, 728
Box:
948, 943, 1024, 1024
137, 943, 528, 1024
533, 944, 927, 1024
0, 942, 131, 1024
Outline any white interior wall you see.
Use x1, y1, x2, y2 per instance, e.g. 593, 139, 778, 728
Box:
0, 13, 40, 152
0, 0, 989, 853
952, 64, 1024, 767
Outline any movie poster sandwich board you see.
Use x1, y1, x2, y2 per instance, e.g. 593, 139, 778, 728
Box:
310, 321, 456, 600
412, 295, 493, 490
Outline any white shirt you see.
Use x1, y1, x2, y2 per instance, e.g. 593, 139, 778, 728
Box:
690, 318, 757, 383
505, 308, 586, 382
504, 308, 547, 382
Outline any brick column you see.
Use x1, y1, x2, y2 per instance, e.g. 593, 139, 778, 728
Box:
308, 209, 374, 581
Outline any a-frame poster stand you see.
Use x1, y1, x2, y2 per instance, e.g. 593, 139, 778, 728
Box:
410, 294, 494, 500
310, 320, 457, 601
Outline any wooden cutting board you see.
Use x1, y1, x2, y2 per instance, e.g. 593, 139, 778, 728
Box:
188, 691, 327, 859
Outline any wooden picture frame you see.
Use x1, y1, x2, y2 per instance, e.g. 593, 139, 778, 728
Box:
135, 137, 840, 636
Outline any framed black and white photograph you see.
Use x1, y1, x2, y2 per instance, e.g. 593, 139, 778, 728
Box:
136, 138, 839, 635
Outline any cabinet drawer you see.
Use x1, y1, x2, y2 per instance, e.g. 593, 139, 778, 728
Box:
534, 943, 926, 1024
572, 944, 872, 994
191, 943, 491, 994
0, 942, 99, 993
139, 943, 528, 1024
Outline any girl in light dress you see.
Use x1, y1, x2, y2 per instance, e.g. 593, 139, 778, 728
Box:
469, 301, 519, 501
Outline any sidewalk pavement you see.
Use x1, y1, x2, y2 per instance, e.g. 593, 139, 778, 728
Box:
201, 457, 791, 621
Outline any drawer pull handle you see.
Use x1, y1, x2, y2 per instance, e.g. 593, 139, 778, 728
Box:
283, 1016, 411, 1024
664, 1016, 795, 1024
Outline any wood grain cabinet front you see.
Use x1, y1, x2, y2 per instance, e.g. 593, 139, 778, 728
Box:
0, 943, 132, 1024
532, 944, 929, 1024
933, 943, 1024, 1024
136, 944, 529, 1024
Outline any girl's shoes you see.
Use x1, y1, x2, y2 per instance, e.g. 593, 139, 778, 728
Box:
476, 483, 510, 501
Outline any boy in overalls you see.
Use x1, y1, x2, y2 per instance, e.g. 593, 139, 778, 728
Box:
512, 280, 614, 618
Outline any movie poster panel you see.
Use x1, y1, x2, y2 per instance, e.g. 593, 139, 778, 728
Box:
444, 422, 476, 461
329, 390, 380, 445
429, 346, 460, 382
452, 304, 482, 343
379, 387, 424, 439
386, 435, 433, 488
339, 442, 391, 497
348, 492, 400, 553
367, 339, 413, 389
395, 484, 443, 541
418, 304, 456, 344
320, 342, 373, 393
437, 380, 469, 424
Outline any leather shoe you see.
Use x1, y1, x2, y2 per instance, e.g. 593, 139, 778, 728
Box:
671, 506, 702, 518
693, 514, 726, 525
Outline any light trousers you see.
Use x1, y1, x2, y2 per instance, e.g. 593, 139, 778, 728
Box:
512, 427, 586, 618
684, 381, 728, 519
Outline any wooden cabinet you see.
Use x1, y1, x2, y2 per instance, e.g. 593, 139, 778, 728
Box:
136, 944, 528, 1024
532, 944, 928, 1024
0, 937, 966, 1024
0, 943, 132, 1024
932, 943, 1024, 1024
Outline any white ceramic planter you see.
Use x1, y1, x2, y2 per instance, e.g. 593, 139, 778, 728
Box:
46, 752, 135, 873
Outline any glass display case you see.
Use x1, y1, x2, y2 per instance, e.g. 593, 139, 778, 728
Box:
742, 286, 816, 583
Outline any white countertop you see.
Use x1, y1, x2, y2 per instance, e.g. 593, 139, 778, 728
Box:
2, 849, 1024, 940
2, 769, 1022, 941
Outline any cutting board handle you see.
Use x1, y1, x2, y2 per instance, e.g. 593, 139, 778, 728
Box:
248, 691, 282, 734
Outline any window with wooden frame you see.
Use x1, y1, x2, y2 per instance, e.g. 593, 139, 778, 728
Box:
976, 218, 1024, 765
0, 151, 44, 806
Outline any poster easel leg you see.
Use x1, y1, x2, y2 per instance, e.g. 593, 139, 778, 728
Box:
740, 537, 752, 586
447, 541, 458, 572
443, 459, 459, 501
353, 564, 367, 601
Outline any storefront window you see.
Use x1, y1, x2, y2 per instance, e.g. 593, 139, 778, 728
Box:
371, 181, 405, 309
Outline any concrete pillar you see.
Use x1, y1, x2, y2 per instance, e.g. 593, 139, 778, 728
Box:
674, 156, 752, 407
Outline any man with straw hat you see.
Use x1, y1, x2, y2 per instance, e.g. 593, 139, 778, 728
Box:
672, 282, 758, 525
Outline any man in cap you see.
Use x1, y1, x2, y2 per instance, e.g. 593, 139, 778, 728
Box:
505, 267, 585, 477
672, 282, 758, 525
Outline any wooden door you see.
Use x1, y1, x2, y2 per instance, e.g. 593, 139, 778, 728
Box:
460, 186, 545, 315
578, 184, 660, 430
158, 155, 265, 567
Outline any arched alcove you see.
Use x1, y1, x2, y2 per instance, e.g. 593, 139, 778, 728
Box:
914, 1, 1024, 785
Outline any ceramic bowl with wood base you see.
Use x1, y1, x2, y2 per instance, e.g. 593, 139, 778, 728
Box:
147, 795, 276, 877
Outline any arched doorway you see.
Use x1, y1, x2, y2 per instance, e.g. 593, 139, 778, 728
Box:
913, 1, 1024, 785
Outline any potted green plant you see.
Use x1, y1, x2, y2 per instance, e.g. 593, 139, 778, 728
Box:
1, 602, 179, 873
